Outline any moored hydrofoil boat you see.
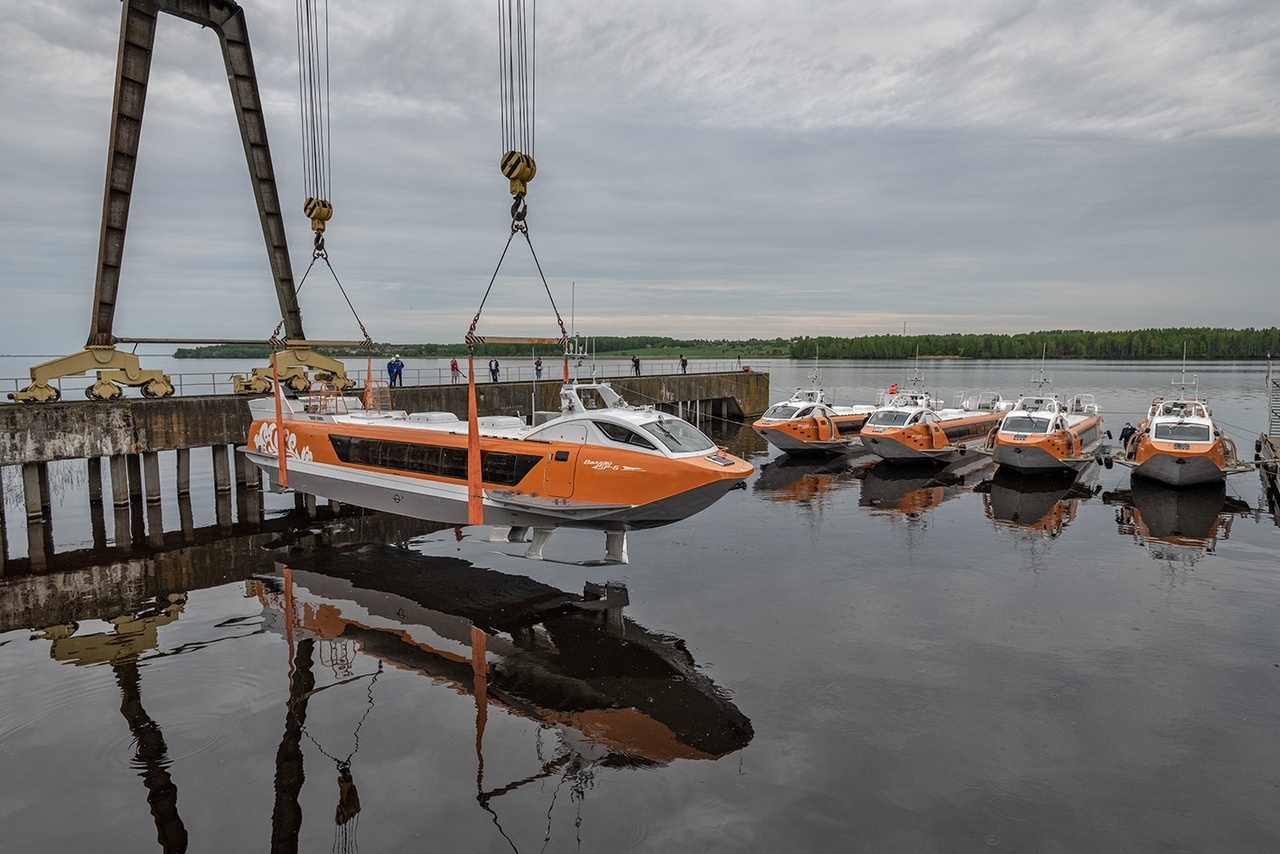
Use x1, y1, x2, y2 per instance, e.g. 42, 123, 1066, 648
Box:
859, 389, 1009, 465
1113, 386, 1251, 487
752, 384, 877, 455
980, 392, 1105, 474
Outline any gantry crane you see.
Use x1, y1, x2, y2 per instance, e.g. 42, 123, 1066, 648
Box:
11, 0, 352, 402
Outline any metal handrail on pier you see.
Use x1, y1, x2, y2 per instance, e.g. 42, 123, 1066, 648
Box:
0, 359, 749, 402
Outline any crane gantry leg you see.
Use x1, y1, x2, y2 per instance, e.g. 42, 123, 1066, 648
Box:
12, 0, 349, 402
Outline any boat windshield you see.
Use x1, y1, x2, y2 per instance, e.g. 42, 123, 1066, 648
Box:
594, 420, 659, 450
1153, 423, 1212, 442
1001, 415, 1051, 434
763, 404, 801, 419
866, 410, 911, 427
640, 417, 717, 453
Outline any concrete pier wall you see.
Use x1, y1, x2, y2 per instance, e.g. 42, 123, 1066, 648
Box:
0, 371, 768, 465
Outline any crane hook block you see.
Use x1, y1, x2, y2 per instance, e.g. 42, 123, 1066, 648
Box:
304, 197, 334, 233
500, 150, 537, 197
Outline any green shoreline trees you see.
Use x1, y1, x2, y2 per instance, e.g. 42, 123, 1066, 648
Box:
174, 328, 1280, 360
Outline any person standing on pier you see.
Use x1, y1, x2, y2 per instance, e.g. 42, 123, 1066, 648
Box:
489, 357, 500, 382
632, 354, 641, 376
680, 354, 688, 374
535, 356, 543, 380
387, 355, 404, 387
450, 357, 461, 384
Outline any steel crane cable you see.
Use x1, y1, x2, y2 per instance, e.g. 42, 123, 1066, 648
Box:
498, 0, 536, 220
265, 0, 370, 348
296, 0, 332, 233
469, 0, 564, 345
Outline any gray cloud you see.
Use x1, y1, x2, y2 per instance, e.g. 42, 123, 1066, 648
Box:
1, 0, 1276, 355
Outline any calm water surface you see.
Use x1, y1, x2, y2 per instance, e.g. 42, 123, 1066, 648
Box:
2, 359, 1278, 853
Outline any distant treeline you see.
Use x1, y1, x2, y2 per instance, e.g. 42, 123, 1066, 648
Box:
174, 337, 793, 359
791, 328, 1280, 360
174, 329, 1280, 361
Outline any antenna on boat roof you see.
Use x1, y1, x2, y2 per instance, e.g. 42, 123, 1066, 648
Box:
907, 344, 923, 387
1173, 341, 1199, 397
1032, 343, 1052, 391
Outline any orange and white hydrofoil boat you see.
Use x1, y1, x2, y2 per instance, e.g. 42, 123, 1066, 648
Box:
1113, 385, 1251, 487
752, 383, 877, 455
241, 380, 752, 561
981, 392, 1105, 474
859, 390, 1009, 464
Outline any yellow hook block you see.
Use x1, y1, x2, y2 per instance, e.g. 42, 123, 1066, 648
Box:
304, 196, 334, 232
500, 150, 537, 196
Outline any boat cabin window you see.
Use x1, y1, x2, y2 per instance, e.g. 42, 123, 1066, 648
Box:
329, 435, 541, 484
594, 420, 659, 450
764, 404, 802, 419
1153, 423, 1212, 442
639, 417, 716, 453
1001, 415, 1050, 434
867, 410, 911, 427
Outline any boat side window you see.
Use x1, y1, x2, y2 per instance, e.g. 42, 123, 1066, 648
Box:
594, 420, 659, 450
764, 404, 801, 419
481, 451, 541, 484
329, 435, 539, 484
1152, 423, 1211, 442
639, 417, 716, 453
867, 410, 910, 427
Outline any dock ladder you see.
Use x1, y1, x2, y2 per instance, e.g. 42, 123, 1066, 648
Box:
1268, 357, 1280, 439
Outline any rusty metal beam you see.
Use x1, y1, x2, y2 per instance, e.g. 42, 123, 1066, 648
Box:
87, 0, 303, 348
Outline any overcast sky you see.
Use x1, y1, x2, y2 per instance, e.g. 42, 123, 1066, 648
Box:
1, 0, 1276, 355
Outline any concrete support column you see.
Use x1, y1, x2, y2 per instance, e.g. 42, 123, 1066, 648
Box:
109, 455, 130, 509
142, 453, 162, 504
26, 521, 50, 573
178, 494, 194, 542
126, 454, 143, 502
175, 448, 191, 497
0, 467, 6, 574
212, 445, 232, 530
22, 462, 48, 522
234, 450, 263, 528
88, 457, 103, 503
212, 445, 232, 494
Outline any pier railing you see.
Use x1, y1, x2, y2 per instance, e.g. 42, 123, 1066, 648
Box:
0, 359, 748, 402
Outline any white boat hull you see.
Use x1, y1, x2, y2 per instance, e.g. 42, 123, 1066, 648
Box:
992, 442, 1098, 474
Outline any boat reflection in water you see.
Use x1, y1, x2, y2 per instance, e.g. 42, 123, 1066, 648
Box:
857, 455, 994, 519
1104, 479, 1252, 565
976, 467, 1100, 539
255, 540, 753, 841
753, 451, 871, 504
